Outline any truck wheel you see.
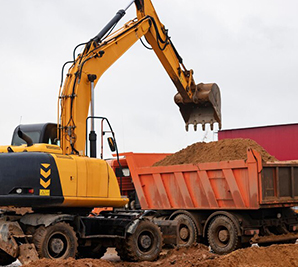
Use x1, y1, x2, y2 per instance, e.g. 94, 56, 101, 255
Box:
117, 220, 162, 261
77, 244, 107, 259
207, 215, 238, 255
174, 214, 197, 247
0, 249, 15, 266
33, 222, 78, 259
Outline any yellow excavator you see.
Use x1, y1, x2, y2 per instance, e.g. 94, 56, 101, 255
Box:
0, 0, 221, 265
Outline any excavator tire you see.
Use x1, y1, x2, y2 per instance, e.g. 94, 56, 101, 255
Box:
174, 214, 197, 247
33, 222, 78, 259
115, 242, 131, 262
116, 220, 162, 262
0, 249, 15, 266
77, 244, 107, 259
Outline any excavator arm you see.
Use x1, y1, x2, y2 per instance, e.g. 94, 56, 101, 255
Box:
135, 0, 221, 131
59, 0, 221, 155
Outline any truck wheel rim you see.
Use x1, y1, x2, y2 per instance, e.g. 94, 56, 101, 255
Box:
179, 226, 190, 241
218, 229, 229, 243
215, 226, 230, 246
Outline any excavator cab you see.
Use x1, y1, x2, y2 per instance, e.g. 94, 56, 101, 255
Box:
174, 83, 221, 131
11, 123, 58, 146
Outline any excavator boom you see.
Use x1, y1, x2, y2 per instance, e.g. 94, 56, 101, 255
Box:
59, 0, 222, 155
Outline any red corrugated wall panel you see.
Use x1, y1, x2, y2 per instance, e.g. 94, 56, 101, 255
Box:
218, 124, 298, 161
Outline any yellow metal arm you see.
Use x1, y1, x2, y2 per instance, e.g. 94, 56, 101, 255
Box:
59, 0, 222, 155
59, 17, 152, 155
135, 0, 221, 131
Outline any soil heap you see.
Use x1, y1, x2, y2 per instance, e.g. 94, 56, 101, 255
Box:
24, 244, 298, 267
153, 138, 277, 167
0, 206, 32, 215
25, 258, 115, 267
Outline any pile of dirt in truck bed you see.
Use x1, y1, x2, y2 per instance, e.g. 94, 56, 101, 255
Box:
153, 138, 277, 166
24, 244, 298, 267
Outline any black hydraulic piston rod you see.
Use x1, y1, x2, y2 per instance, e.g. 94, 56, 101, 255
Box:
92, 0, 135, 44
88, 74, 97, 158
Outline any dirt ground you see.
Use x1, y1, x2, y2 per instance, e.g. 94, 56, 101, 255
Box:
23, 243, 298, 267
153, 138, 277, 166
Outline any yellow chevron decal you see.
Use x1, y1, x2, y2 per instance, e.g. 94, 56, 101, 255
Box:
41, 163, 50, 169
40, 168, 51, 179
40, 178, 51, 189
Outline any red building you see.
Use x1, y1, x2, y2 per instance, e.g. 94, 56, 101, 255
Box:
218, 123, 298, 161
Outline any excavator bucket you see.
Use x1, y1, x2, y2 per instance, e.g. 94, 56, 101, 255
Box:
174, 83, 221, 131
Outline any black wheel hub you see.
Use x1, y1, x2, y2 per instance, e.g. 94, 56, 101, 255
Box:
138, 231, 154, 252
49, 237, 65, 254
140, 234, 152, 249
47, 233, 68, 258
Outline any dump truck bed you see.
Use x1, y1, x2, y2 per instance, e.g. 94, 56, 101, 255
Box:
121, 149, 298, 210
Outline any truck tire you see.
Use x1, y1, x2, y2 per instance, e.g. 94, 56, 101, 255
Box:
207, 215, 239, 255
116, 220, 162, 261
77, 244, 107, 259
33, 222, 78, 259
0, 249, 15, 266
174, 214, 197, 247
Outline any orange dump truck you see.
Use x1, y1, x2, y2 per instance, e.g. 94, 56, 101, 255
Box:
108, 149, 298, 254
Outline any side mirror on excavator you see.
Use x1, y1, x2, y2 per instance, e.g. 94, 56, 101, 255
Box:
107, 137, 116, 152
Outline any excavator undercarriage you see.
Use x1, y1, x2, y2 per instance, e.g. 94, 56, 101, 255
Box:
0, 209, 176, 265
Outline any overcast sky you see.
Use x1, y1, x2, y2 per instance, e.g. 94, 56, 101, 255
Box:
0, 0, 297, 155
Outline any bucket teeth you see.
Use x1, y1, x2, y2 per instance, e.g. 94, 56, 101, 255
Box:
174, 83, 221, 132
185, 124, 189, 132
202, 122, 206, 131
194, 121, 197, 131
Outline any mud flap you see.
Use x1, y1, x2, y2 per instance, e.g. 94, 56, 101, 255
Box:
0, 219, 39, 264
154, 220, 178, 246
